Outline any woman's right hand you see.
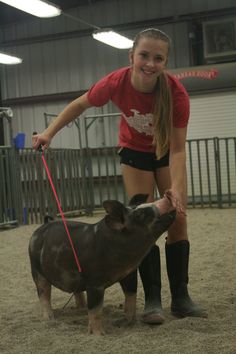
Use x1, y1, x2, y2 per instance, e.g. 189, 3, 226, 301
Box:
32, 132, 52, 151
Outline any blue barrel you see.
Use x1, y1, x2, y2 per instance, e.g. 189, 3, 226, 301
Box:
13, 133, 25, 149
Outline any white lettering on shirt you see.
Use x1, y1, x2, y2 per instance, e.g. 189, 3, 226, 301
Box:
122, 109, 153, 135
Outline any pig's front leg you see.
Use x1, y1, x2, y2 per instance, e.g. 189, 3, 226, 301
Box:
74, 291, 86, 308
120, 270, 137, 323
87, 286, 105, 335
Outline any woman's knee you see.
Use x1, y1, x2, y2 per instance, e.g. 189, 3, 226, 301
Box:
166, 213, 188, 243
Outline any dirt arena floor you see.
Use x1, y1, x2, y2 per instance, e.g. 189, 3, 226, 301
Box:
1, 208, 236, 354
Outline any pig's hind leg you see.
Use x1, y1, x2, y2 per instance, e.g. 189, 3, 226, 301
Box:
120, 270, 137, 323
31, 268, 54, 320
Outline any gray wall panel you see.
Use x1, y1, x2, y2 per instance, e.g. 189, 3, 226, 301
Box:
1, 0, 235, 41
1, 20, 192, 99
2, 36, 132, 99
1, 0, 236, 147
174, 23, 191, 68
29, 44, 45, 96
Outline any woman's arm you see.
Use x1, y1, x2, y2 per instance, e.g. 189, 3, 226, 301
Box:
32, 93, 92, 150
169, 126, 188, 212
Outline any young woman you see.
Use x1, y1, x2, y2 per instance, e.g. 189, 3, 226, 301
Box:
32, 28, 207, 324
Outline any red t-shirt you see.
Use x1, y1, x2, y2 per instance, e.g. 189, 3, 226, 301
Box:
87, 66, 189, 153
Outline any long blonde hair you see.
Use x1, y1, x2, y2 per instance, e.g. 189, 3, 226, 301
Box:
132, 28, 173, 159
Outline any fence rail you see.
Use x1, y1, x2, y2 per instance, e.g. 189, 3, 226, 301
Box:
0, 137, 235, 227
187, 137, 236, 207
0, 147, 22, 227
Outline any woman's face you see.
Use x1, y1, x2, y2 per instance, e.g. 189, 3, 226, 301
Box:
129, 37, 169, 92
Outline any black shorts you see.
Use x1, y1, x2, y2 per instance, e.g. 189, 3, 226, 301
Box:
118, 147, 169, 172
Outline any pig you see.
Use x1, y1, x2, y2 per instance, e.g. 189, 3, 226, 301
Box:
28, 192, 175, 335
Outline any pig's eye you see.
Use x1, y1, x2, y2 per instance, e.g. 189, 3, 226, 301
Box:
133, 207, 155, 223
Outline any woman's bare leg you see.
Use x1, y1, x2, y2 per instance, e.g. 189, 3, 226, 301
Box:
121, 164, 156, 202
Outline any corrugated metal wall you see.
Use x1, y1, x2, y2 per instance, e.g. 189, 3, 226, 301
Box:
0, 0, 236, 147
189, 91, 236, 139
187, 91, 236, 199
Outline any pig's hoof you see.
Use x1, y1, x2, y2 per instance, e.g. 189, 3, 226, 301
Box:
88, 326, 105, 335
43, 311, 54, 320
141, 309, 165, 325
126, 316, 136, 325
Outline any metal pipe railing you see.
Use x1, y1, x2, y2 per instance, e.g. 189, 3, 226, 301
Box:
0, 137, 235, 226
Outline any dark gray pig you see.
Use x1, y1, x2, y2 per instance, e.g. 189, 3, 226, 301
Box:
29, 192, 175, 335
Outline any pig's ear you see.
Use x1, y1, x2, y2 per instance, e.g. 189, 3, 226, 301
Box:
103, 200, 128, 230
129, 194, 149, 207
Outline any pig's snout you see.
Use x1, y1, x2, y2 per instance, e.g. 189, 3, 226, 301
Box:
153, 191, 176, 215
135, 203, 160, 214
135, 191, 176, 223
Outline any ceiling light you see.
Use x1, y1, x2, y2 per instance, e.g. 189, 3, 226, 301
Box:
0, 0, 61, 18
0, 52, 22, 65
92, 29, 133, 49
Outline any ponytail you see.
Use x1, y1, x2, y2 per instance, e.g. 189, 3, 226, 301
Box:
152, 72, 173, 159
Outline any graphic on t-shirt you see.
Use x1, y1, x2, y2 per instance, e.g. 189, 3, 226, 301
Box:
122, 109, 153, 136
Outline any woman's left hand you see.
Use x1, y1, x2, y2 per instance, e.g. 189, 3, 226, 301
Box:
166, 189, 186, 215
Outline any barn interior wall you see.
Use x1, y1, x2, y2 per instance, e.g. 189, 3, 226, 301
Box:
0, 0, 236, 147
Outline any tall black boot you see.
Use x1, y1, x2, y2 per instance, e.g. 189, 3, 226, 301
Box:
165, 240, 207, 318
139, 245, 165, 324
